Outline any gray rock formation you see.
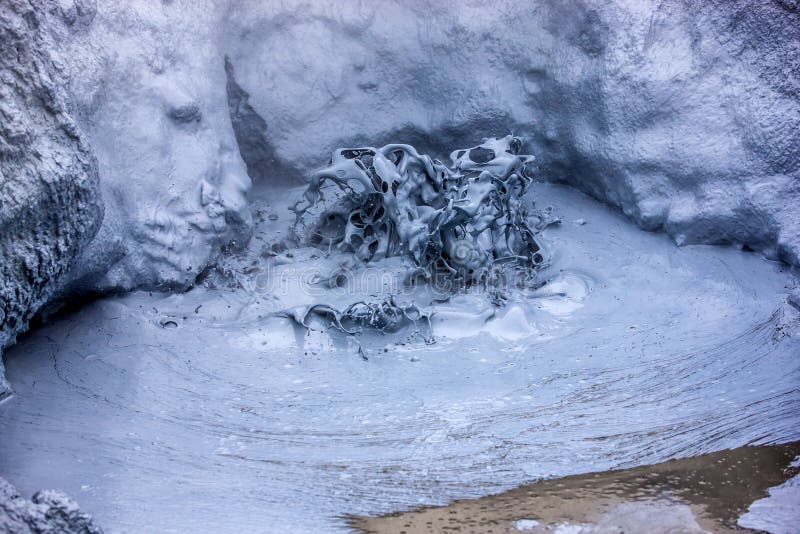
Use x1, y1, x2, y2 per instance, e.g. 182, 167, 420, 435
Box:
1, 476, 102, 533
534, 0, 800, 266
0, 0, 102, 399
52, 0, 252, 293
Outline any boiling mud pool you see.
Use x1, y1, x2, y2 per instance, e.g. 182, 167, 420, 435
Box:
1, 183, 798, 532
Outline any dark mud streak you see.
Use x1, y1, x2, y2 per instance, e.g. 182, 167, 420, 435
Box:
224, 56, 303, 185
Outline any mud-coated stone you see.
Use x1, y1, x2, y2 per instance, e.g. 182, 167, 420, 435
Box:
1, 476, 102, 533
0, 0, 102, 398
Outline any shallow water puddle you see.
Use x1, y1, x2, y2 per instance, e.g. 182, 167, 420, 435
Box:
1, 184, 798, 532
350, 441, 800, 533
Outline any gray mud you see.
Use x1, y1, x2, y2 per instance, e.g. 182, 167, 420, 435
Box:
1, 183, 798, 532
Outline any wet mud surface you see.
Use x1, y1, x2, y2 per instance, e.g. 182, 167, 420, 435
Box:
352, 442, 800, 533
1, 184, 798, 532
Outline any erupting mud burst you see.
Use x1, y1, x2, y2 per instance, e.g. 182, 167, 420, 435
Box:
292, 136, 547, 286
